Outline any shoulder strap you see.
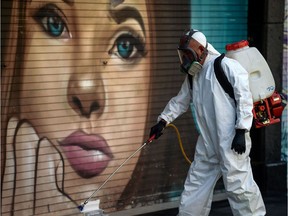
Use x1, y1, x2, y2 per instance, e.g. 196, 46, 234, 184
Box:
214, 53, 236, 104
188, 74, 192, 89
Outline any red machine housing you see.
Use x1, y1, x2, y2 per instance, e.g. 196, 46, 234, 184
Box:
252, 91, 286, 128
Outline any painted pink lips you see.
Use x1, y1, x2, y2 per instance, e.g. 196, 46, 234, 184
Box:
59, 131, 113, 179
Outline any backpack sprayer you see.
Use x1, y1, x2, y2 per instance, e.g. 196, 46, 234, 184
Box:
225, 40, 286, 128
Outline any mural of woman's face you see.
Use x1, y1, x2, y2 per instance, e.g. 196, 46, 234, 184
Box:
20, 0, 150, 210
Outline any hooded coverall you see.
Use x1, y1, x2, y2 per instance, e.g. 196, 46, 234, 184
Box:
158, 54, 266, 216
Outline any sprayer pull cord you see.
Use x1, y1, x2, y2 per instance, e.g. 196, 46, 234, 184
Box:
167, 124, 192, 164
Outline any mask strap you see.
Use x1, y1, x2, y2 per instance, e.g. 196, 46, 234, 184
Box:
179, 29, 199, 49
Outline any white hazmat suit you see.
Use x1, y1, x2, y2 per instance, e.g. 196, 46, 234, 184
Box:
158, 41, 266, 215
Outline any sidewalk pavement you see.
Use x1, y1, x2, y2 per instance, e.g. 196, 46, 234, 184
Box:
138, 192, 287, 216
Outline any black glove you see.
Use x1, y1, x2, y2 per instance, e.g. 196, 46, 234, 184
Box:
149, 119, 167, 139
231, 129, 246, 154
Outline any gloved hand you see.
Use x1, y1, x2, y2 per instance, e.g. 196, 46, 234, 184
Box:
149, 119, 167, 139
231, 129, 246, 154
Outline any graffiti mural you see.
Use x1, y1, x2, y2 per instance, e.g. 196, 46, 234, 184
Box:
1, 1, 194, 215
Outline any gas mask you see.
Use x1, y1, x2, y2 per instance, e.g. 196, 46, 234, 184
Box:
177, 29, 207, 76
177, 48, 203, 76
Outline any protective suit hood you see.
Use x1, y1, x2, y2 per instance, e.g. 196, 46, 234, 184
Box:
189, 30, 220, 56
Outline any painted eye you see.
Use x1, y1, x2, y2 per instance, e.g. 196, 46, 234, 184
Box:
33, 4, 70, 39
116, 35, 134, 59
109, 33, 146, 62
45, 16, 65, 37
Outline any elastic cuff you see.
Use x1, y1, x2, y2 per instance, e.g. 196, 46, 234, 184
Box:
159, 119, 167, 126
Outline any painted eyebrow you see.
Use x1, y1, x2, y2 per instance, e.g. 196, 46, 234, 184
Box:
111, 0, 124, 8
109, 6, 146, 36
62, 0, 74, 6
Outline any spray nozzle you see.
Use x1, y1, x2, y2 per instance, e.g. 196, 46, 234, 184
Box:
78, 203, 85, 212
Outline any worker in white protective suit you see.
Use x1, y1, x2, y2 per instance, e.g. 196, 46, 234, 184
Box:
149, 29, 266, 216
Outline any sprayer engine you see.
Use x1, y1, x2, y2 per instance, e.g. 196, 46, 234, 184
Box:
253, 91, 285, 128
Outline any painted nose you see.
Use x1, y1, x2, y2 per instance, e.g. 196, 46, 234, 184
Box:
68, 72, 105, 118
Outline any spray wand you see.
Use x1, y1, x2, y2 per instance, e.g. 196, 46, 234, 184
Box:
77, 134, 156, 212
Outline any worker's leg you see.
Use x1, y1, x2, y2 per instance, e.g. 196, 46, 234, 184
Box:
178, 136, 221, 216
221, 133, 266, 216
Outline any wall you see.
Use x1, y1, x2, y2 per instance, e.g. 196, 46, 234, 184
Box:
190, 0, 248, 53
248, 0, 286, 193
282, 0, 288, 162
